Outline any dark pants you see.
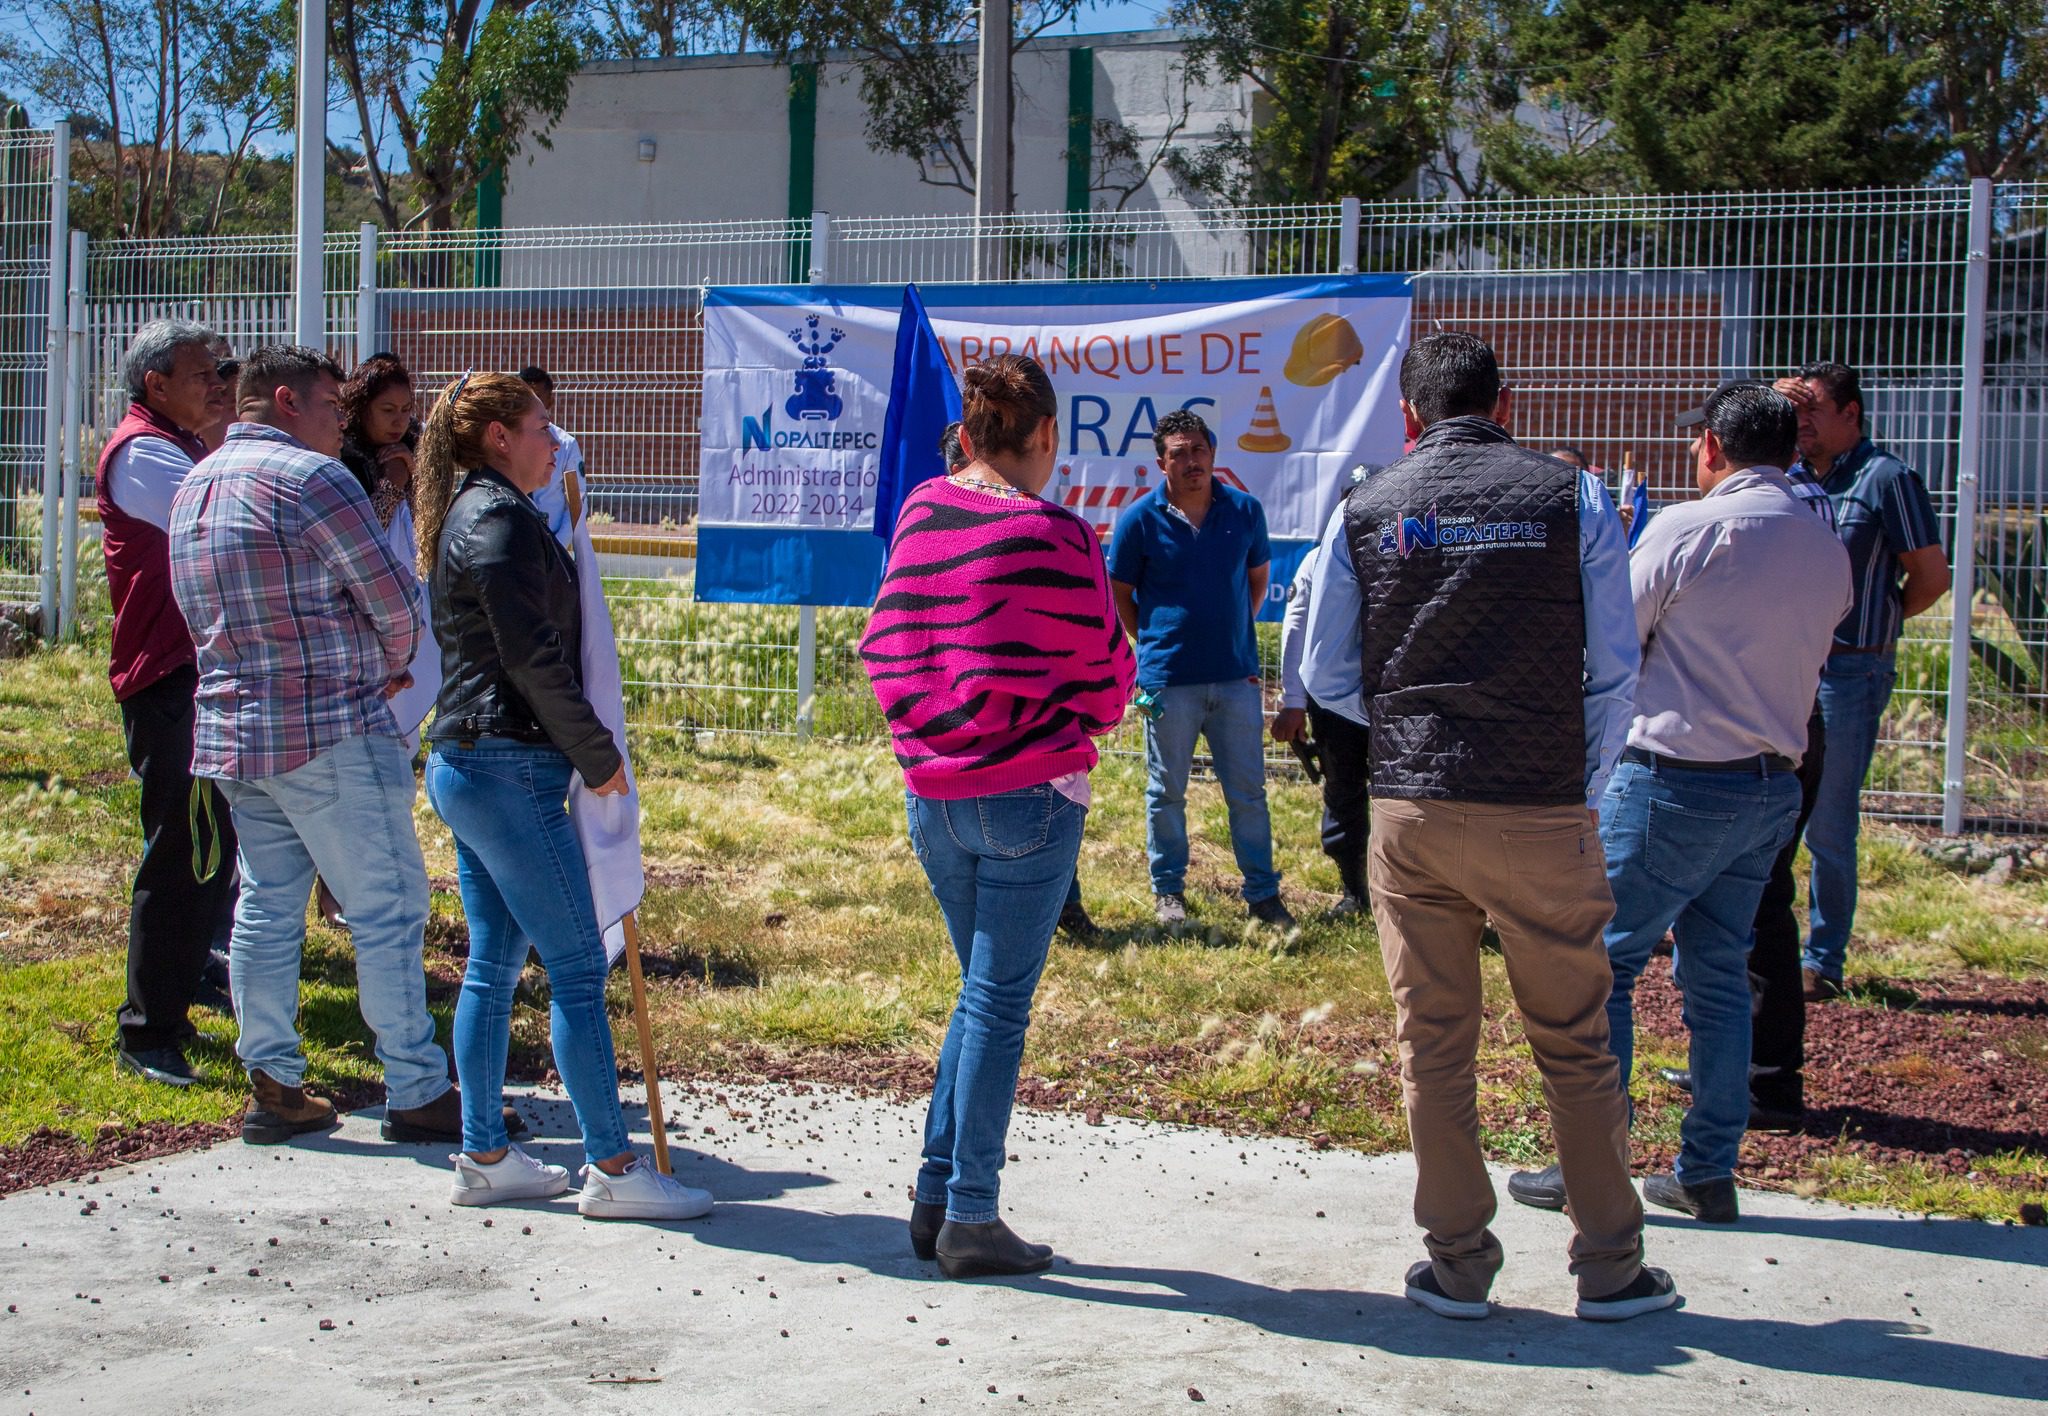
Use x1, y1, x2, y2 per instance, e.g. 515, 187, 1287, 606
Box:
1307, 698, 1371, 897
117, 666, 237, 1052
1746, 706, 1826, 1112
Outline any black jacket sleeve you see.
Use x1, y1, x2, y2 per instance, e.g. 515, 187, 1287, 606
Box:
462, 502, 624, 785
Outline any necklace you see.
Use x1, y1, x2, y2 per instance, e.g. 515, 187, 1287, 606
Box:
947, 472, 1036, 501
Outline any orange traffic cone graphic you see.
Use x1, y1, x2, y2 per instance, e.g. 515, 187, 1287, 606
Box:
1237, 385, 1292, 453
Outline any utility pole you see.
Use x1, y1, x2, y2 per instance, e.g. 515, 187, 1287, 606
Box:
294, 0, 327, 346
972, 0, 1011, 280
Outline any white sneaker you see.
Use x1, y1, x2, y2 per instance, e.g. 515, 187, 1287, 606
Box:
577, 1157, 715, 1221
448, 1145, 571, 1206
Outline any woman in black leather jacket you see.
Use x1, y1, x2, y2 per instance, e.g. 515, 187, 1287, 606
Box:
413, 371, 713, 1224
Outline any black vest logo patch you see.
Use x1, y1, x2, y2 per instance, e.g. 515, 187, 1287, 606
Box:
1376, 502, 1551, 557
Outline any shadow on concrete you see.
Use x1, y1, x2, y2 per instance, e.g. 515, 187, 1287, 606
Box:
685, 1202, 2048, 1402
1647, 1210, 2048, 1267
296, 1101, 833, 1203
686, 1201, 940, 1280
1030, 1263, 2048, 1402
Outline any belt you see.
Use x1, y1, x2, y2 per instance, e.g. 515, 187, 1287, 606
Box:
1622, 746, 1794, 774
1830, 643, 1892, 656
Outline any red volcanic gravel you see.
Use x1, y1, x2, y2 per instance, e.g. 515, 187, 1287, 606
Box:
8, 962, 2041, 1201
1, 1119, 238, 1194
0, 1080, 388, 1196
1630, 960, 2048, 1180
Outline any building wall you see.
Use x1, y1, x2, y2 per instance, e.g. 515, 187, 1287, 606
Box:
500, 31, 1245, 234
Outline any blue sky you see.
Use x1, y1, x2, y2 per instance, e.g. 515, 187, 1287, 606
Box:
2, 0, 1173, 165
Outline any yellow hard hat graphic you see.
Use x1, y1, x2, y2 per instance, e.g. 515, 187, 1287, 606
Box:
1237, 385, 1292, 454
1284, 313, 1364, 387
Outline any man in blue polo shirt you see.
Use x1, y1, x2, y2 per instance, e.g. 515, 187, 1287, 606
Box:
1110, 409, 1294, 929
1775, 363, 1948, 1000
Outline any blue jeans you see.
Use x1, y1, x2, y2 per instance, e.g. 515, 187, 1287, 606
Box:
426, 740, 630, 1164
1804, 650, 1896, 981
1599, 759, 1800, 1185
1142, 679, 1280, 901
908, 784, 1085, 1223
215, 732, 449, 1110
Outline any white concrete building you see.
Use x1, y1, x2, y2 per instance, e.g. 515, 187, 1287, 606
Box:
501, 30, 1243, 235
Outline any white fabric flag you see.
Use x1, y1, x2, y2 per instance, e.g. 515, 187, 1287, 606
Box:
383, 500, 442, 751
565, 499, 644, 964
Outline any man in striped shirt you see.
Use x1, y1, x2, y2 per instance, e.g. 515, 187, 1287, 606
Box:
1775, 363, 1948, 1000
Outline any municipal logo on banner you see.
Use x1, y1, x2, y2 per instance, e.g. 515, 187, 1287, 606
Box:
698, 275, 1413, 607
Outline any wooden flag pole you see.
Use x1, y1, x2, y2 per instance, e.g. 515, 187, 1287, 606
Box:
565, 468, 670, 1177
620, 911, 672, 1175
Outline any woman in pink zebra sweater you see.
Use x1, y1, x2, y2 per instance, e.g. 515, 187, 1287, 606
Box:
861, 353, 1135, 1278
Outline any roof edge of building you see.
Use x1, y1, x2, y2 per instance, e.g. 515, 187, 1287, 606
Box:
579, 27, 1188, 77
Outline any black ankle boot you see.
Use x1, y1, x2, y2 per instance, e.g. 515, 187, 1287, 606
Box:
909, 1201, 945, 1261
935, 1218, 1054, 1279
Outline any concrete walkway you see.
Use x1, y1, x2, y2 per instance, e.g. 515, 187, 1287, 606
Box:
3, 1083, 2043, 1414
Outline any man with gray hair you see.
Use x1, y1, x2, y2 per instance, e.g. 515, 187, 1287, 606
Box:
97, 317, 235, 1087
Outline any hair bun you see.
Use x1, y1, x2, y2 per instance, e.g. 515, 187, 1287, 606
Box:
965, 359, 1036, 403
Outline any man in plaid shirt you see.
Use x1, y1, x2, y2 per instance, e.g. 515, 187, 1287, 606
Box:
169, 345, 460, 1147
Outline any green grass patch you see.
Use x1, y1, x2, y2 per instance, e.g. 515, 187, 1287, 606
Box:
2, 618, 2044, 1220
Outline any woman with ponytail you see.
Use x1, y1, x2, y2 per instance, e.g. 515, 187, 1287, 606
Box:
859, 354, 1135, 1277
418, 371, 713, 1222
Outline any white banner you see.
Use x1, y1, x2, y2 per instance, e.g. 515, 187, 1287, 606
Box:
698, 276, 1412, 605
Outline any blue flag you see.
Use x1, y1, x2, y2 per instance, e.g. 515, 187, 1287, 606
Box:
1627, 478, 1650, 548
872, 283, 963, 547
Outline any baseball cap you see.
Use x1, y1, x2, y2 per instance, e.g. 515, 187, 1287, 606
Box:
1674, 378, 1765, 429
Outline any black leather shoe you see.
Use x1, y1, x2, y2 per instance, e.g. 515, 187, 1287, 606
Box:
935, 1218, 1053, 1278
1323, 893, 1366, 920
194, 953, 235, 1014
1247, 895, 1297, 928
1056, 902, 1102, 942
1643, 1171, 1739, 1223
1746, 1102, 1804, 1133
1507, 1162, 1566, 1211
1658, 1069, 1803, 1131
118, 1046, 198, 1087
909, 1201, 945, 1261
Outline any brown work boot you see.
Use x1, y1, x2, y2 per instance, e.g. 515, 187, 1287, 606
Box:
382, 1086, 529, 1144
242, 1070, 339, 1145
383, 1086, 462, 1143
1802, 967, 1845, 1003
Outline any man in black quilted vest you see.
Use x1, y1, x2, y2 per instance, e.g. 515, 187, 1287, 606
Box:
1302, 332, 1674, 1322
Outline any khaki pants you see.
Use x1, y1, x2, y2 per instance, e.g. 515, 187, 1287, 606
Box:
1367, 797, 1644, 1301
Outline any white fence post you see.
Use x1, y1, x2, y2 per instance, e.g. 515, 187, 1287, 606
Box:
1338, 196, 1361, 275
1941, 177, 1992, 836
355, 223, 379, 365
37, 119, 67, 637
806, 209, 829, 285
796, 209, 829, 739
58, 227, 84, 638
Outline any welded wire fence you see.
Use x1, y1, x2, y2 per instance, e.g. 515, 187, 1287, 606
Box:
49, 184, 2048, 831
0, 126, 56, 608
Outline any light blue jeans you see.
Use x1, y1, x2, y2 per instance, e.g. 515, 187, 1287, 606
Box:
909, 784, 1085, 1224
426, 740, 630, 1163
1141, 678, 1280, 901
1600, 759, 1800, 1185
1804, 650, 1897, 982
214, 732, 450, 1111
